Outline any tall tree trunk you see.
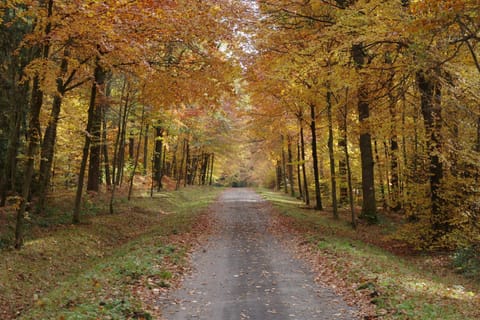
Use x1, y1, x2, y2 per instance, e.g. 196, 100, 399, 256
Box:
326, 88, 338, 218
109, 112, 123, 214
153, 123, 164, 191
73, 59, 102, 224
338, 142, 348, 204
116, 92, 129, 186
374, 139, 387, 210
275, 160, 282, 191
143, 124, 149, 175
352, 43, 377, 223
128, 132, 134, 160
102, 96, 112, 188
476, 116, 480, 153
300, 121, 309, 205
416, 70, 447, 237
296, 138, 303, 199
15, 76, 43, 247
184, 140, 190, 187
128, 106, 145, 200
162, 145, 167, 180
204, 153, 210, 185
309, 103, 323, 210
342, 90, 357, 228
209, 153, 214, 185
201, 152, 209, 185
383, 141, 391, 201
37, 51, 69, 212
15, 0, 52, 248
86, 63, 106, 192
281, 136, 288, 194
188, 154, 196, 185
287, 135, 295, 197
358, 91, 377, 223
1, 96, 23, 206
171, 142, 177, 179
388, 79, 401, 212
176, 139, 187, 190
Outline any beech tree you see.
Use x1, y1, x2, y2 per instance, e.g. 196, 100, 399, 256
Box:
2, 0, 479, 253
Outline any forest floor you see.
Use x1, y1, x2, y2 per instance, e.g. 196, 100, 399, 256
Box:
257, 189, 480, 319
1, 186, 479, 319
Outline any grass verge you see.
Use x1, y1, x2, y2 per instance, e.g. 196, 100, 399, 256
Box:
257, 188, 480, 320
0, 186, 223, 319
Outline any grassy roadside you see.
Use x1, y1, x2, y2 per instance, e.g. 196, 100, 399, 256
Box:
1, 186, 223, 320
257, 188, 480, 320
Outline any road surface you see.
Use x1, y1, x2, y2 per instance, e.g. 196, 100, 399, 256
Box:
162, 188, 358, 319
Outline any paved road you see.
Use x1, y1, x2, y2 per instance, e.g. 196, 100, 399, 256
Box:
162, 189, 357, 319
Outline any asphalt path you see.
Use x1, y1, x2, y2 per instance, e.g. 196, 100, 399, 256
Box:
162, 188, 358, 319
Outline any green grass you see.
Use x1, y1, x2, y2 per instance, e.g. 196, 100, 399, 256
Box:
257, 188, 480, 320
0, 186, 223, 320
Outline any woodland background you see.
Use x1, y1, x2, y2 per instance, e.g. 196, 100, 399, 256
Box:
1, 0, 480, 289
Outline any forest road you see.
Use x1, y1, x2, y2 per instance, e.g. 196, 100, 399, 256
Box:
161, 188, 358, 320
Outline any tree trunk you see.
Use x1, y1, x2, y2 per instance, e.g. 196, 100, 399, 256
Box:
352, 43, 377, 223
15, 0, 52, 248
15, 77, 43, 248
342, 92, 357, 229
143, 124, 149, 175
338, 140, 348, 204
162, 145, 167, 179
326, 88, 338, 218
116, 92, 129, 186
109, 115, 122, 214
309, 103, 323, 210
189, 154, 197, 185
1, 95, 23, 206
281, 136, 288, 194
171, 142, 178, 179
184, 139, 190, 188
300, 121, 309, 205
176, 139, 187, 190
374, 139, 387, 210
73, 60, 102, 224
201, 152, 209, 185
86, 63, 106, 192
338, 89, 349, 205
358, 92, 377, 223
296, 137, 303, 199
476, 116, 480, 152
209, 153, 214, 185
287, 135, 295, 197
128, 106, 145, 200
37, 51, 69, 212
204, 153, 210, 185
275, 160, 282, 191
153, 124, 164, 191
128, 132, 135, 160
101, 95, 112, 188
416, 70, 447, 236
388, 76, 401, 212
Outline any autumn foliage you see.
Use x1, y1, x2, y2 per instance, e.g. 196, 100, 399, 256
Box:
1, 0, 480, 255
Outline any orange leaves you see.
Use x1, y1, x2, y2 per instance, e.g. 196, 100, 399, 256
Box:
410, 0, 468, 16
